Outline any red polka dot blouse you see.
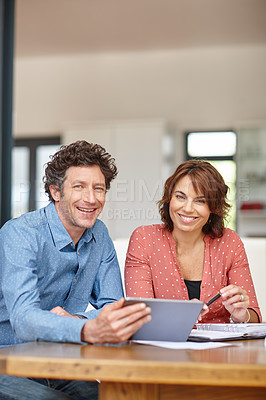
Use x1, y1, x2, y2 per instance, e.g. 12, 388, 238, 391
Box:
125, 224, 261, 323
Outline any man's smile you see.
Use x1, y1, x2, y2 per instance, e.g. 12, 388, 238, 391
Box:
77, 206, 97, 214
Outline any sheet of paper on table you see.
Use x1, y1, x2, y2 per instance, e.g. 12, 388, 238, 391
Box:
132, 340, 239, 350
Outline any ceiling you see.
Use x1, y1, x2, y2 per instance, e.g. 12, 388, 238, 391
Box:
15, 0, 266, 57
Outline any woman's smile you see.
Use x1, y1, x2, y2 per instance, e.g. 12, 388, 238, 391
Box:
178, 213, 198, 223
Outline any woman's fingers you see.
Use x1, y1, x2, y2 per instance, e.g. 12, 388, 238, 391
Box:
220, 285, 249, 306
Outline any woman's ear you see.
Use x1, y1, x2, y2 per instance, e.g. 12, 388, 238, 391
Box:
49, 185, 61, 202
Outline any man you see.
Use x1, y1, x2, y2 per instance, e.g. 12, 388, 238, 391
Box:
0, 141, 151, 399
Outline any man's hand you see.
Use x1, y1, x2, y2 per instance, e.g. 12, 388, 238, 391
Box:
81, 298, 151, 344
50, 306, 78, 318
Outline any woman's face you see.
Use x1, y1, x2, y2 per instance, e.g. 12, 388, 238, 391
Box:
169, 175, 211, 234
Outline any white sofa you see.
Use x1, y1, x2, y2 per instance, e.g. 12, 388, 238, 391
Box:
113, 238, 129, 292
114, 237, 266, 322
241, 237, 266, 322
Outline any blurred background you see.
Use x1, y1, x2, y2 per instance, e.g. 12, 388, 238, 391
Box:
7, 0, 266, 240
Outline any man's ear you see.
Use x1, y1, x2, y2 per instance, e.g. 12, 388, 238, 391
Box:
49, 185, 61, 202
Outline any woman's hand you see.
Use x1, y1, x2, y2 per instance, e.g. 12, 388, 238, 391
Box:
191, 299, 209, 322
220, 285, 250, 323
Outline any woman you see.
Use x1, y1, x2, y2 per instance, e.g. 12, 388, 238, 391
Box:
125, 160, 261, 323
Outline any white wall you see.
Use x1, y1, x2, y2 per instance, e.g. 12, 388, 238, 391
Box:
13, 44, 266, 237
14, 45, 266, 145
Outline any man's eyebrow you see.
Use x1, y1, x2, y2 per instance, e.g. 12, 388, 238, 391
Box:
71, 179, 86, 185
71, 180, 105, 187
94, 183, 106, 188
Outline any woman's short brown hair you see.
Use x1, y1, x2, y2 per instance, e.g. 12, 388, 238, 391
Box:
158, 160, 231, 237
44, 141, 118, 203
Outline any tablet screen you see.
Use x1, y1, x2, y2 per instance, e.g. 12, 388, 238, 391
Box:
124, 297, 203, 342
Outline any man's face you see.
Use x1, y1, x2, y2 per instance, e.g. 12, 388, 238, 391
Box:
50, 165, 106, 243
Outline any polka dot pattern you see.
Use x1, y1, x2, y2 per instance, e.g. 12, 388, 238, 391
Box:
125, 224, 261, 323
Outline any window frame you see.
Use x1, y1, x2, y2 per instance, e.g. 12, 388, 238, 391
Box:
13, 136, 61, 212
185, 130, 237, 230
185, 130, 236, 161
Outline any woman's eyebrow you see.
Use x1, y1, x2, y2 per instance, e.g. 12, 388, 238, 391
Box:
174, 190, 186, 195
174, 190, 206, 199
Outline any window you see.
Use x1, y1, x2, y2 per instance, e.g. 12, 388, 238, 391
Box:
12, 137, 61, 218
186, 131, 237, 230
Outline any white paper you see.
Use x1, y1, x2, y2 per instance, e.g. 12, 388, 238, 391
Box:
132, 340, 237, 350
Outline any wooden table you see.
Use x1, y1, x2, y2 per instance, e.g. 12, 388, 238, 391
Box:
0, 339, 266, 399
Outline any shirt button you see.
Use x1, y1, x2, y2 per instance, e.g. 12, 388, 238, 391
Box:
74, 279, 76, 283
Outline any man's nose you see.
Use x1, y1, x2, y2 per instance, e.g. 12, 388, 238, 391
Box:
82, 189, 96, 203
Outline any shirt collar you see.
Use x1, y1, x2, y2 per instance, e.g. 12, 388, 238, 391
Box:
45, 202, 95, 250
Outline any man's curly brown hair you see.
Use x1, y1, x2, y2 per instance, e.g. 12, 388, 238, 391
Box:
44, 141, 118, 203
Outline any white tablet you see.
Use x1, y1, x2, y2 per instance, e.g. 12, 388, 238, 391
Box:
124, 297, 204, 342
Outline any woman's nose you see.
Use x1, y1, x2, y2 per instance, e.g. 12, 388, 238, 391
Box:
183, 199, 194, 212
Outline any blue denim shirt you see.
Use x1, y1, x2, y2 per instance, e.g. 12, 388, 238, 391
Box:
0, 202, 123, 346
